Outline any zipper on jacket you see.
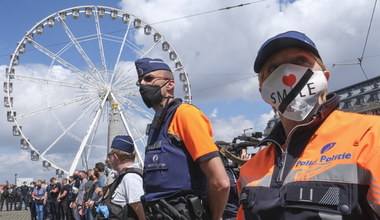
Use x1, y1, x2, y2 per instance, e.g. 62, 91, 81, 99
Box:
275, 117, 317, 183
276, 149, 287, 183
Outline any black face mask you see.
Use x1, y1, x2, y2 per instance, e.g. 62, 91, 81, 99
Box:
139, 82, 168, 108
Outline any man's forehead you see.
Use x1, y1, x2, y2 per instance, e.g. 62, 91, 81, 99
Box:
266, 48, 313, 63
141, 69, 165, 77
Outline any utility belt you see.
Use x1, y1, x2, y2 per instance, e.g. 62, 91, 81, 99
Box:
142, 195, 209, 220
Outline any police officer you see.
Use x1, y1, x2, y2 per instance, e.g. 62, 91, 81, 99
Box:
4, 184, 14, 211
237, 30, 380, 219
135, 58, 230, 220
20, 181, 30, 210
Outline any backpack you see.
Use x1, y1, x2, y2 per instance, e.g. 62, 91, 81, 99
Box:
98, 167, 143, 220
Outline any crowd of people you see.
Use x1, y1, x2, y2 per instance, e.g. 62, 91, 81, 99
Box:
0, 161, 110, 220
0, 181, 31, 212
2, 30, 380, 220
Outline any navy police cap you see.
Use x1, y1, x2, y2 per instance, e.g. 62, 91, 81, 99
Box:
135, 57, 171, 78
254, 31, 321, 73
111, 135, 134, 153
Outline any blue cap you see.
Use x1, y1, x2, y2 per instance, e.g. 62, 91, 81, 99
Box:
254, 31, 321, 73
135, 58, 171, 78
111, 135, 134, 153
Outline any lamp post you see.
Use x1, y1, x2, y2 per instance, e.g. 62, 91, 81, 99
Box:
14, 173, 17, 185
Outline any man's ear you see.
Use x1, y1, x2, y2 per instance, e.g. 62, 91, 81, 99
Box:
323, 70, 330, 81
166, 79, 175, 90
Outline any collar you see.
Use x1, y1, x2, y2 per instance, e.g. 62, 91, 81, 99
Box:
259, 93, 340, 146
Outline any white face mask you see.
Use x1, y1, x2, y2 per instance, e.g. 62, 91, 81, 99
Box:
261, 63, 328, 121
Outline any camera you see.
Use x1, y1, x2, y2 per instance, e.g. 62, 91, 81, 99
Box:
216, 131, 263, 168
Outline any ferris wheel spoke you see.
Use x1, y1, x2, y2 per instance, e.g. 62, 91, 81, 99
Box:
103, 34, 145, 55
118, 95, 153, 119
121, 109, 146, 165
124, 113, 147, 148
69, 89, 110, 175
140, 40, 162, 58
24, 134, 68, 173
123, 109, 147, 141
115, 80, 136, 89
40, 102, 93, 156
94, 8, 107, 74
84, 105, 103, 168
111, 20, 132, 84
113, 81, 138, 97
56, 34, 100, 56
110, 92, 144, 165
113, 40, 160, 87
16, 95, 90, 120
57, 13, 105, 84
55, 41, 74, 57
52, 97, 100, 146
14, 74, 93, 90
28, 39, 100, 86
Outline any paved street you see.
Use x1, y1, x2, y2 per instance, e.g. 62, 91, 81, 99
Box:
0, 209, 30, 220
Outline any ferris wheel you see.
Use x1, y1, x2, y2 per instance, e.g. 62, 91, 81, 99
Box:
4, 5, 192, 176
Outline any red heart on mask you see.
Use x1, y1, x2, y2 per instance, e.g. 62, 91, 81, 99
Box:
282, 74, 296, 87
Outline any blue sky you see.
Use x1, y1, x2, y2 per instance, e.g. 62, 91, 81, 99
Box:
1, 0, 379, 183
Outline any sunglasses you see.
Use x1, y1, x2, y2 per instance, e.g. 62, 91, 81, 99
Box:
136, 75, 171, 86
107, 153, 114, 158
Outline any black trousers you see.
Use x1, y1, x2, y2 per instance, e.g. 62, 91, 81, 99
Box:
21, 195, 29, 210
50, 199, 60, 220
0, 198, 4, 211
59, 200, 72, 220
29, 200, 37, 220
6, 197, 13, 211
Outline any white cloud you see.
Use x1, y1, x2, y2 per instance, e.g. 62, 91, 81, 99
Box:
209, 108, 218, 119
257, 109, 275, 132
212, 115, 254, 142
211, 108, 275, 142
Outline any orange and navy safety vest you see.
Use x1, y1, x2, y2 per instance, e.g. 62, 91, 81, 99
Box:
237, 94, 380, 219
143, 98, 220, 202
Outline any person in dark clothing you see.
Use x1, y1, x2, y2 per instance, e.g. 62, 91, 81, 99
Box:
4, 184, 14, 211
29, 182, 37, 220
47, 177, 61, 220
13, 186, 22, 210
20, 181, 30, 210
58, 178, 72, 220
82, 169, 94, 220
69, 172, 81, 220
223, 168, 239, 220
